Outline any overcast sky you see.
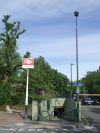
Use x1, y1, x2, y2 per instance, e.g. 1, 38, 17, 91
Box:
0, 0, 100, 81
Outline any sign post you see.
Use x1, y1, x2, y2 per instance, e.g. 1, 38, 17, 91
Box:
22, 58, 34, 120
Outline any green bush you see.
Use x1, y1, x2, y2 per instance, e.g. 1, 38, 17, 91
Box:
0, 81, 11, 105
11, 94, 25, 105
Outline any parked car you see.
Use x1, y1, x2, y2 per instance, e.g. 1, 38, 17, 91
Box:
82, 96, 94, 105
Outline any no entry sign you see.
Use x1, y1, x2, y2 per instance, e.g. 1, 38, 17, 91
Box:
22, 58, 34, 69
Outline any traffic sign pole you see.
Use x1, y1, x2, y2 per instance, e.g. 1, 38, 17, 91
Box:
25, 69, 29, 120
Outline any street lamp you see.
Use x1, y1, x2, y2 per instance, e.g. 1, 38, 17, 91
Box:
74, 11, 80, 122
74, 11, 79, 87
70, 63, 74, 98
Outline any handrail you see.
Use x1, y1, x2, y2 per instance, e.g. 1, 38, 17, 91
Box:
39, 110, 64, 120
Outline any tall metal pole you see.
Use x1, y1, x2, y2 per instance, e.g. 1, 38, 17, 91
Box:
25, 69, 29, 120
74, 11, 79, 86
74, 11, 80, 122
70, 63, 74, 98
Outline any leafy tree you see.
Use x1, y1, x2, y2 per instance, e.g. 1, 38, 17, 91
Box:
0, 15, 25, 104
0, 14, 71, 103
0, 81, 11, 105
0, 15, 25, 81
82, 71, 100, 93
23, 51, 31, 58
27, 56, 69, 100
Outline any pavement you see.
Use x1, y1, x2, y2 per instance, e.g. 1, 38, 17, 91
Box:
0, 111, 86, 130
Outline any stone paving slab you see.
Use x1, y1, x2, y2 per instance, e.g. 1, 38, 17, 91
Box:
0, 111, 23, 127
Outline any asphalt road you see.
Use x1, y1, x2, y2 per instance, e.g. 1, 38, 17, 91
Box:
81, 105, 100, 130
0, 105, 99, 133
0, 128, 99, 133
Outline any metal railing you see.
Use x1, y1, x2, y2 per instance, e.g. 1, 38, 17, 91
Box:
39, 110, 64, 120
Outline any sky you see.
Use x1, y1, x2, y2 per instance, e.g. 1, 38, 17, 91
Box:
0, 0, 100, 81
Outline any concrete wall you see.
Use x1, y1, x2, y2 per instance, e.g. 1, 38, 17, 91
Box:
49, 98, 65, 112
32, 100, 49, 121
64, 98, 81, 122
50, 98, 65, 107
32, 101, 38, 121
39, 100, 49, 120
32, 98, 81, 122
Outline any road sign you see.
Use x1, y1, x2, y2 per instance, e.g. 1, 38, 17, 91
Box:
73, 82, 82, 87
22, 58, 34, 69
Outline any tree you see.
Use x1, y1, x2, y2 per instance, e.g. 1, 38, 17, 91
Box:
82, 71, 100, 93
0, 15, 25, 105
27, 56, 69, 100
0, 15, 25, 81
23, 51, 31, 58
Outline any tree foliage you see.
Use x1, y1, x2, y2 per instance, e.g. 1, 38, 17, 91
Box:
29, 56, 69, 97
82, 71, 100, 93
19, 56, 69, 100
23, 51, 31, 58
0, 81, 11, 105
0, 15, 25, 81
0, 15, 25, 105
0, 15, 70, 105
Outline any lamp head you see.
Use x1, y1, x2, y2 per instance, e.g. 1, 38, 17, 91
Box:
74, 11, 79, 17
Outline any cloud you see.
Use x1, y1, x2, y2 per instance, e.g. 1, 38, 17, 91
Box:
18, 31, 100, 58
78, 33, 100, 55
1, 0, 100, 20
17, 31, 100, 80
0, 0, 100, 80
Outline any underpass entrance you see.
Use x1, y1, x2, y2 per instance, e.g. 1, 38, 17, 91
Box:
32, 98, 82, 122
32, 98, 66, 121
54, 107, 64, 117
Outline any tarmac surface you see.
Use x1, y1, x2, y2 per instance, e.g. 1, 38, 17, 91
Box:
0, 106, 100, 132
0, 111, 84, 129
0, 111, 99, 133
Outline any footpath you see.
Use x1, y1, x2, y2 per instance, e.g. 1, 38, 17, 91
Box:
0, 111, 85, 129
0, 111, 97, 132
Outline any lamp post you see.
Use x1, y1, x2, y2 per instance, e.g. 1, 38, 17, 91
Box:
74, 11, 79, 87
70, 63, 74, 98
74, 11, 80, 122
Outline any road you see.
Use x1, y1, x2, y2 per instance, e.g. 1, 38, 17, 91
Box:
0, 105, 99, 133
0, 128, 98, 133
81, 105, 100, 130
